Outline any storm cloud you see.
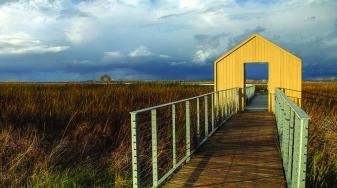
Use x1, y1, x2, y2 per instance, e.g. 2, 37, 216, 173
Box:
0, 0, 336, 81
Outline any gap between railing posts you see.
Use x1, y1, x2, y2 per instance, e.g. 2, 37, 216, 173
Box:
274, 89, 309, 188
130, 88, 240, 188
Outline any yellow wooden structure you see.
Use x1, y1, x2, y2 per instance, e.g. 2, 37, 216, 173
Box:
214, 34, 302, 111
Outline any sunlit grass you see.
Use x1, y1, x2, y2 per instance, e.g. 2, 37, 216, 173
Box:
302, 82, 337, 188
0, 81, 336, 187
0, 82, 212, 187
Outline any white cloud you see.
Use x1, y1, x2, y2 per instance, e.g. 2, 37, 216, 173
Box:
65, 17, 99, 44
193, 49, 212, 63
159, 54, 170, 58
0, 33, 69, 55
102, 51, 123, 61
128, 46, 153, 57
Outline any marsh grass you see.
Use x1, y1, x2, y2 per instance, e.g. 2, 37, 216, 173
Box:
0, 82, 336, 187
302, 82, 337, 188
0, 82, 212, 187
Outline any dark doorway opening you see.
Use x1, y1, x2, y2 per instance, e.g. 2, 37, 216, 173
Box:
244, 63, 268, 111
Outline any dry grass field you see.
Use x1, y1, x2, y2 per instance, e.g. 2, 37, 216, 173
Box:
302, 82, 337, 187
0, 81, 336, 187
0, 82, 211, 187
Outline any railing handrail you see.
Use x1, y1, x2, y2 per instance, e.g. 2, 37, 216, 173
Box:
275, 89, 310, 188
130, 88, 241, 187
276, 89, 309, 119
130, 88, 239, 114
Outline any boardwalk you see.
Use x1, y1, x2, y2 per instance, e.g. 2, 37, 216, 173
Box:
245, 93, 268, 112
164, 112, 285, 188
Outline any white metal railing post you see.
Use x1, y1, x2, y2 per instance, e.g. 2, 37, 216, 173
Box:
221, 91, 224, 120
296, 118, 308, 188
231, 89, 234, 114
280, 96, 284, 148
216, 91, 219, 122
228, 89, 231, 115
185, 101, 191, 162
211, 93, 214, 131
292, 117, 300, 188
287, 110, 295, 187
151, 109, 158, 187
282, 104, 290, 169
224, 90, 227, 118
131, 112, 140, 188
172, 104, 176, 168
196, 98, 200, 143
236, 88, 239, 113
204, 96, 208, 136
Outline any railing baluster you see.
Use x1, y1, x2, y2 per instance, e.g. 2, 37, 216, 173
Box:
204, 96, 208, 137
230, 89, 233, 114
282, 104, 290, 169
185, 101, 191, 162
228, 90, 231, 115
224, 90, 227, 118
197, 98, 200, 143
226, 90, 230, 116
211, 93, 214, 131
292, 117, 300, 188
151, 109, 158, 187
231, 89, 233, 115
216, 91, 219, 123
287, 110, 295, 187
236, 88, 239, 113
232, 89, 235, 114
131, 112, 139, 188
172, 104, 176, 168
297, 118, 308, 188
231, 89, 234, 114
221, 91, 224, 120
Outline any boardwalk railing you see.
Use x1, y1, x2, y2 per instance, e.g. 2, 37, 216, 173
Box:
275, 89, 310, 188
245, 84, 256, 101
130, 88, 239, 188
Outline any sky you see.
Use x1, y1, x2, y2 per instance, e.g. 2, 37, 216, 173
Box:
0, 0, 336, 81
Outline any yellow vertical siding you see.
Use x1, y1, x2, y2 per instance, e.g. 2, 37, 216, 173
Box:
214, 34, 302, 112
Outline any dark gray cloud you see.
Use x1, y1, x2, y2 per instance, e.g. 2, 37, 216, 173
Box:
227, 26, 266, 49
0, 54, 213, 81
306, 16, 316, 22
0, 0, 336, 81
194, 33, 228, 49
0, 0, 18, 5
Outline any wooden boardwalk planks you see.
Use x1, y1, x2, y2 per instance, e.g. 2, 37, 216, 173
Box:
245, 94, 268, 112
164, 112, 285, 188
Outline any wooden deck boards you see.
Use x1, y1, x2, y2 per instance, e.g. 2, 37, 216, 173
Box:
245, 94, 268, 112
164, 112, 285, 188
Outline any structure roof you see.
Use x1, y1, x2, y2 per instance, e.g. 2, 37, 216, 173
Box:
214, 34, 301, 64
